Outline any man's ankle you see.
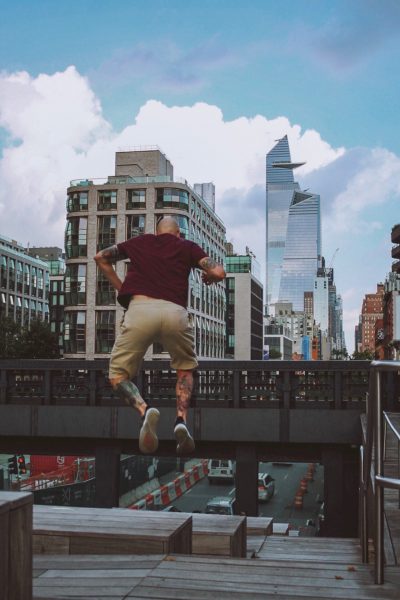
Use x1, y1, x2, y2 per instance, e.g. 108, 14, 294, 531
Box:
174, 415, 185, 427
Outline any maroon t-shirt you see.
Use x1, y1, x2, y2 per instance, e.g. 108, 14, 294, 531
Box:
116, 234, 207, 309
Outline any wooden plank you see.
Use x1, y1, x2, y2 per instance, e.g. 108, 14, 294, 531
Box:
246, 517, 273, 536
33, 534, 70, 555
273, 523, 289, 535
0, 491, 33, 600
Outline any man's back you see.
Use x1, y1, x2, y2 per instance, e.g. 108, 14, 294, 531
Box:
117, 233, 207, 309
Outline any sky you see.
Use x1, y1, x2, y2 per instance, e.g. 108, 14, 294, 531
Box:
1, 0, 400, 352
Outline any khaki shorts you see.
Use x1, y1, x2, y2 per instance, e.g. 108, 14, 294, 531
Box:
109, 298, 198, 379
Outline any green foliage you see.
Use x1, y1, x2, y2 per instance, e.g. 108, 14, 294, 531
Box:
0, 317, 60, 359
351, 349, 374, 360
269, 348, 282, 359
0, 316, 23, 359
331, 349, 349, 360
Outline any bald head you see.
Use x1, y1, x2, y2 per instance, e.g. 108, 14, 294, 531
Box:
156, 216, 180, 236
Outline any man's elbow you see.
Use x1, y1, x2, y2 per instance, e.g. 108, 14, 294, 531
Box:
94, 252, 106, 265
214, 265, 226, 281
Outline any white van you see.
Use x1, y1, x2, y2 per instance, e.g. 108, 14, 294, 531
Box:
207, 459, 235, 484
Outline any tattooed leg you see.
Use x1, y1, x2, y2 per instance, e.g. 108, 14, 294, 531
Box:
176, 370, 194, 422
110, 376, 147, 417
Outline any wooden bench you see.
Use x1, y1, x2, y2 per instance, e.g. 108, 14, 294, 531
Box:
0, 491, 33, 600
246, 516, 273, 557
32, 505, 192, 555
189, 513, 246, 557
273, 522, 290, 535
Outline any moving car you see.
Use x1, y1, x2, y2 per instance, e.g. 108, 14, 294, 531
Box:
205, 496, 237, 515
258, 473, 275, 502
207, 459, 235, 484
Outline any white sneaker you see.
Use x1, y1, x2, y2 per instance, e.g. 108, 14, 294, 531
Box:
174, 422, 195, 455
139, 408, 160, 454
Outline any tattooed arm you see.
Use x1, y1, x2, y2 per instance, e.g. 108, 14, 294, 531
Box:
94, 245, 126, 292
198, 256, 226, 285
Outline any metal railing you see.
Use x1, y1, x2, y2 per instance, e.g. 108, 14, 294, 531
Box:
361, 360, 400, 584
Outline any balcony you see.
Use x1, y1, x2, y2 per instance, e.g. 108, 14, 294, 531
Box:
392, 244, 400, 259
391, 223, 400, 244
392, 260, 400, 273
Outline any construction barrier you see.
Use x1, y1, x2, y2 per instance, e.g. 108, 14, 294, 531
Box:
300, 478, 308, 493
294, 489, 304, 509
130, 459, 208, 510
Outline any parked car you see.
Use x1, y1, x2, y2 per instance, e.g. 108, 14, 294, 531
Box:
258, 473, 275, 502
207, 459, 235, 484
205, 496, 237, 516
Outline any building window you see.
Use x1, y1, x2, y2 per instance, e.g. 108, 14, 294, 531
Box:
96, 268, 116, 305
156, 188, 189, 210
98, 190, 117, 210
65, 264, 87, 305
0, 256, 7, 288
67, 191, 88, 212
64, 311, 86, 353
97, 215, 117, 250
95, 311, 115, 353
127, 215, 145, 238
16, 262, 23, 293
37, 269, 44, 299
65, 217, 88, 258
126, 189, 146, 209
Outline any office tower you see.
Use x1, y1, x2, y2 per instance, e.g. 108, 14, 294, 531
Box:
278, 191, 321, 311
225, 247, 263, 359
64, 148, 226, 359
0, 234, 50, 325
266, 135, 305, 308
359, 284, 384, 353
313, 273, 329, 333
193, 183, 215, 211
266, 136, 321, 312
28, 247, 65, 355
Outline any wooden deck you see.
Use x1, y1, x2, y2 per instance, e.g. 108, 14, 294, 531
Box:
33, 537, 400, 599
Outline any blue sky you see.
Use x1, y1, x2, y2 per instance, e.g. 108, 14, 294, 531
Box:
1, 0, 400, 351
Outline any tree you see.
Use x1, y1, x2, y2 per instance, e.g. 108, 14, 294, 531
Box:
351, 349, 374, 360
20, 320, 60, 359
0, 316, 23, 359
269, 348, 282, 359
331, 348, 349, 360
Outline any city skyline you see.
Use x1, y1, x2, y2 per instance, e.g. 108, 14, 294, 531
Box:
1, 1, 400, 352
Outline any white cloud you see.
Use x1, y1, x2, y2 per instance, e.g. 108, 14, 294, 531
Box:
1, 66, 399, 352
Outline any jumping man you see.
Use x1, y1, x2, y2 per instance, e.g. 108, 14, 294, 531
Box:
94, 216, 225, 455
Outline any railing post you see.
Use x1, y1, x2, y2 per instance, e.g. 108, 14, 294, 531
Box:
374, 369, 384, 584
232, 369, 240, 409
0, 368, 6, 404
359, 445, 368, 563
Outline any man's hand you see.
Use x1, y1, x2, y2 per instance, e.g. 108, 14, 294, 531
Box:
94, 245, 125, 292
198, 256, 226, 285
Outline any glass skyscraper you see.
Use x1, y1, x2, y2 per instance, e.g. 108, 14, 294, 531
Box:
266, 136, 321, 312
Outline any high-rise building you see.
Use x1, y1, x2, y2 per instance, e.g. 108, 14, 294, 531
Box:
266, 136, 321, 312
28, 247, 65, 354
193, 183, 215, 211
225, 248, 263, 359
64, 148, 226, 359
0, 234, 50, 325
359, 284, 384, 353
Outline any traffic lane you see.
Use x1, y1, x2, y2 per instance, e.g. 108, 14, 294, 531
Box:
258, 462, 324, 526
173, 476, 235, 513
170, 462, 323, 526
